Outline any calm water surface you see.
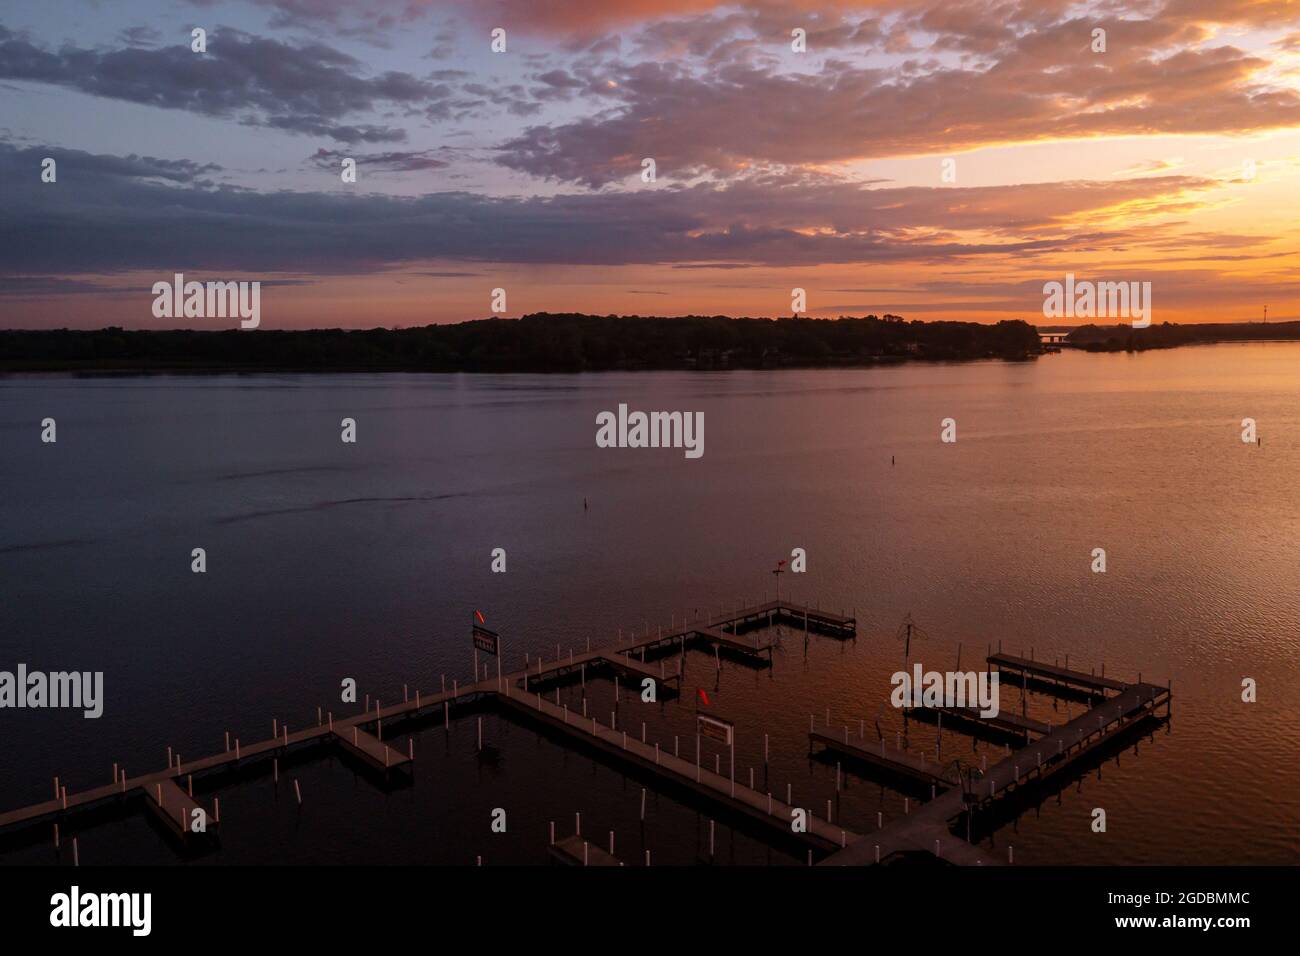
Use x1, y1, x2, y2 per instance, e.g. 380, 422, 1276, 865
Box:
1, 344, 1298, 865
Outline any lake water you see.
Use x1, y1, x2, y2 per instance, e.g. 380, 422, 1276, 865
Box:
1, 343, 1297, 865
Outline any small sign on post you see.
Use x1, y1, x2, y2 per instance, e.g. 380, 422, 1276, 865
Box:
473, 624, 499, 656
697, 713, 734, 746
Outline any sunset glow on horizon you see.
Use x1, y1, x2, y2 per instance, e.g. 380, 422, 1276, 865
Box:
2, 0, 1299, 329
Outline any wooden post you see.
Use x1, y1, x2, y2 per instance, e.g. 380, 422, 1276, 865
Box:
294, 780, 302, 805
640, 787, 646, 821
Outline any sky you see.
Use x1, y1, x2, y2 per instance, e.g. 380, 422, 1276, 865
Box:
1, 0, 1298, 329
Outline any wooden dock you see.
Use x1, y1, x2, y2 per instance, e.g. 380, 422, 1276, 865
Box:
548, 834, 623, 866
498, 688, 857, 854
692, 625, 775, 661
144, 778, 215, 840
597, 651, 682, 689
699, 600, 856, 641
333, 725, 412, 773
809, 729, 954, 790
905, 705, 1051, 740
523, 650, 682, 693
988, 652, 1127, 695
0, 596, 1174, 868
823, 680, 1171, 866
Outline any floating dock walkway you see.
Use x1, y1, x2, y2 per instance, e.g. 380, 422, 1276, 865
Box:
144, 778, 216, 840
809, 728, 954, 790
548, 834, 623, 866
904, 705, 1051, 740
0, 598, 851, 849
0, 599, 1171, 866
499, 687, 857, 854
988, 652, 1126, 696
824, 678, 1171, 865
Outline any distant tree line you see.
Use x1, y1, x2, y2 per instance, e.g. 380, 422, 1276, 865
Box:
1067, 321, 1300, 352
0, 313, 1042, 372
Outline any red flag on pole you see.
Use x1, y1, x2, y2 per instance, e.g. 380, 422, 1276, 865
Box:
474, 609, 485, 624
697, 688, 710, 706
